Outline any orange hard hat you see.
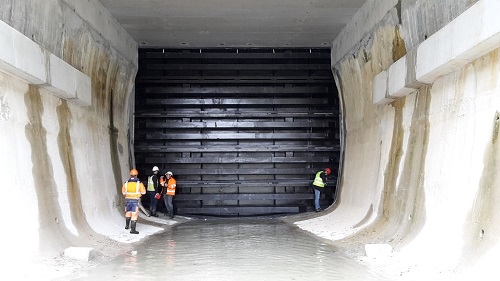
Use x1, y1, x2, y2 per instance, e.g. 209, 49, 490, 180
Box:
325, 168, 331, 175
130, 169, 138, 176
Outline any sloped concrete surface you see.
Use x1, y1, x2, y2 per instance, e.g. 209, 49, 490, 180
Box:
1, 0, 500, 281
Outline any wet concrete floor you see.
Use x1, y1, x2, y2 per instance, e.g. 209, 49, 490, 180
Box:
72, 218, 388, 280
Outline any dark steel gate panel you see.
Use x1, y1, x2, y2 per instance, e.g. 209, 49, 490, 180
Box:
134, 48, 340, 216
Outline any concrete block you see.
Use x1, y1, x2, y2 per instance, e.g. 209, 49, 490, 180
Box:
71, 69, 92, 107
372, 70, 394, 105
42, 53, 77, 99
364, 243, 393, 258
64, 247, 95, 261
0, 20, 46, 84
388, 56, 416, 98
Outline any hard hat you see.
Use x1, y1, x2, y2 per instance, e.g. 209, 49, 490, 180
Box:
166, 171, 173, 176
325, 168, 331, 175
130, 169, 138, 176
152, 166, 159, 172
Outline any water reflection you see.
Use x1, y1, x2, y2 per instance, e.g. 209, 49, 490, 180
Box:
73, 218, 387, 281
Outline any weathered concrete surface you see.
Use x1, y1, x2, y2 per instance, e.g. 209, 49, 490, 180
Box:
0, 0, 141, 279
294, 0, 500, 279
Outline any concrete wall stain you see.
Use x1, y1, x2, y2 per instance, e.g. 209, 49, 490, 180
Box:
392, 26, 407, 62
109, 88, 123, 203
24, 86, 70, 254
56, 100, 95, 234
63, 33, 134, 206
460, 111, 500, 268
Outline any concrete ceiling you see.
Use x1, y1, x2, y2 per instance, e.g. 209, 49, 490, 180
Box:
98, 0, 367, 48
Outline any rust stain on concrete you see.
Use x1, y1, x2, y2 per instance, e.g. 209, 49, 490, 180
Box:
24, 86, 69, 254
392, 26, 407, 62
56, 100, 95, 233
64, 34, 134, 204
460, 111, 500, 267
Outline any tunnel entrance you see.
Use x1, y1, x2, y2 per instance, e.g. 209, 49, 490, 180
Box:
134, 48, 340, 216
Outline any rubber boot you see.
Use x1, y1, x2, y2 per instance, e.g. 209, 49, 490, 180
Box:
125, 217, 131, 229
130, 221, 139, 234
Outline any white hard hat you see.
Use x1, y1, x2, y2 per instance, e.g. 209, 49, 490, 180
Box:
166, 171, 173, 176
152, 166, 159, 172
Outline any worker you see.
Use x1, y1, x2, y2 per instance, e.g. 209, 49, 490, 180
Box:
161, 171, 177, 219
311, 168, 331, 212
122, 169, 146, 234
146, 166, 161, 217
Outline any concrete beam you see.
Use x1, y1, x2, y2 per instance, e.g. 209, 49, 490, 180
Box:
0, 20, 46, 85
0, 19, 91, 107
373, 0, 500, 105
373, 70, 394, 105
416, 0, 500, 83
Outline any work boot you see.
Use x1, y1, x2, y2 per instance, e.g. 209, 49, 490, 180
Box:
125, 217, 131, 229
152, 209, 158, 217
130, 221, 139, 234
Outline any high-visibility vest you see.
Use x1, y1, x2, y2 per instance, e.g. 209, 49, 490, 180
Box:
122, 180, 146, 199
147, 176, 155, 191
166, 178, 177, 196
312, 171, 325, 188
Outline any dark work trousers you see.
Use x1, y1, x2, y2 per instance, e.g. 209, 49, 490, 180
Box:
163, 195, 174, 218
147, 191, 158, 214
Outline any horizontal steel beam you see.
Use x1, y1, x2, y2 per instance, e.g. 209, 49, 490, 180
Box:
146, 132, 329, 140
134, 144, 340, 153
137, 77, 333, 85
161, 168, 331, 175
141, 86, 330, 95
146, 63, 330, 71
176, 206, 300, 215
142, 52, 330, 60
142, 121, 332, 129
144, 156, 331, 164
174, 193, 314, 201
145, 98, 328, 106
135, 109, 338, 118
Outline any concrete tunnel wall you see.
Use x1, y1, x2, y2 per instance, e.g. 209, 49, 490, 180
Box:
295, 0, 500, 278
1, 0, 500, 279
0, 0, 138, 273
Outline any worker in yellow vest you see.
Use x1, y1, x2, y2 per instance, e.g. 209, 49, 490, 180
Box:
122, 169, 146, 234
146, 166, 161, 217
161, 171, 177, 219
311, 168, 331, 212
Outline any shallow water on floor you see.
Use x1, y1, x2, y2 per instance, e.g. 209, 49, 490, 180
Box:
73, 218, 387, 281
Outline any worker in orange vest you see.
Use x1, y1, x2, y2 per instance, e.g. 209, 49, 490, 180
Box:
161, 171, 177, 219
122, 169, 146, 234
